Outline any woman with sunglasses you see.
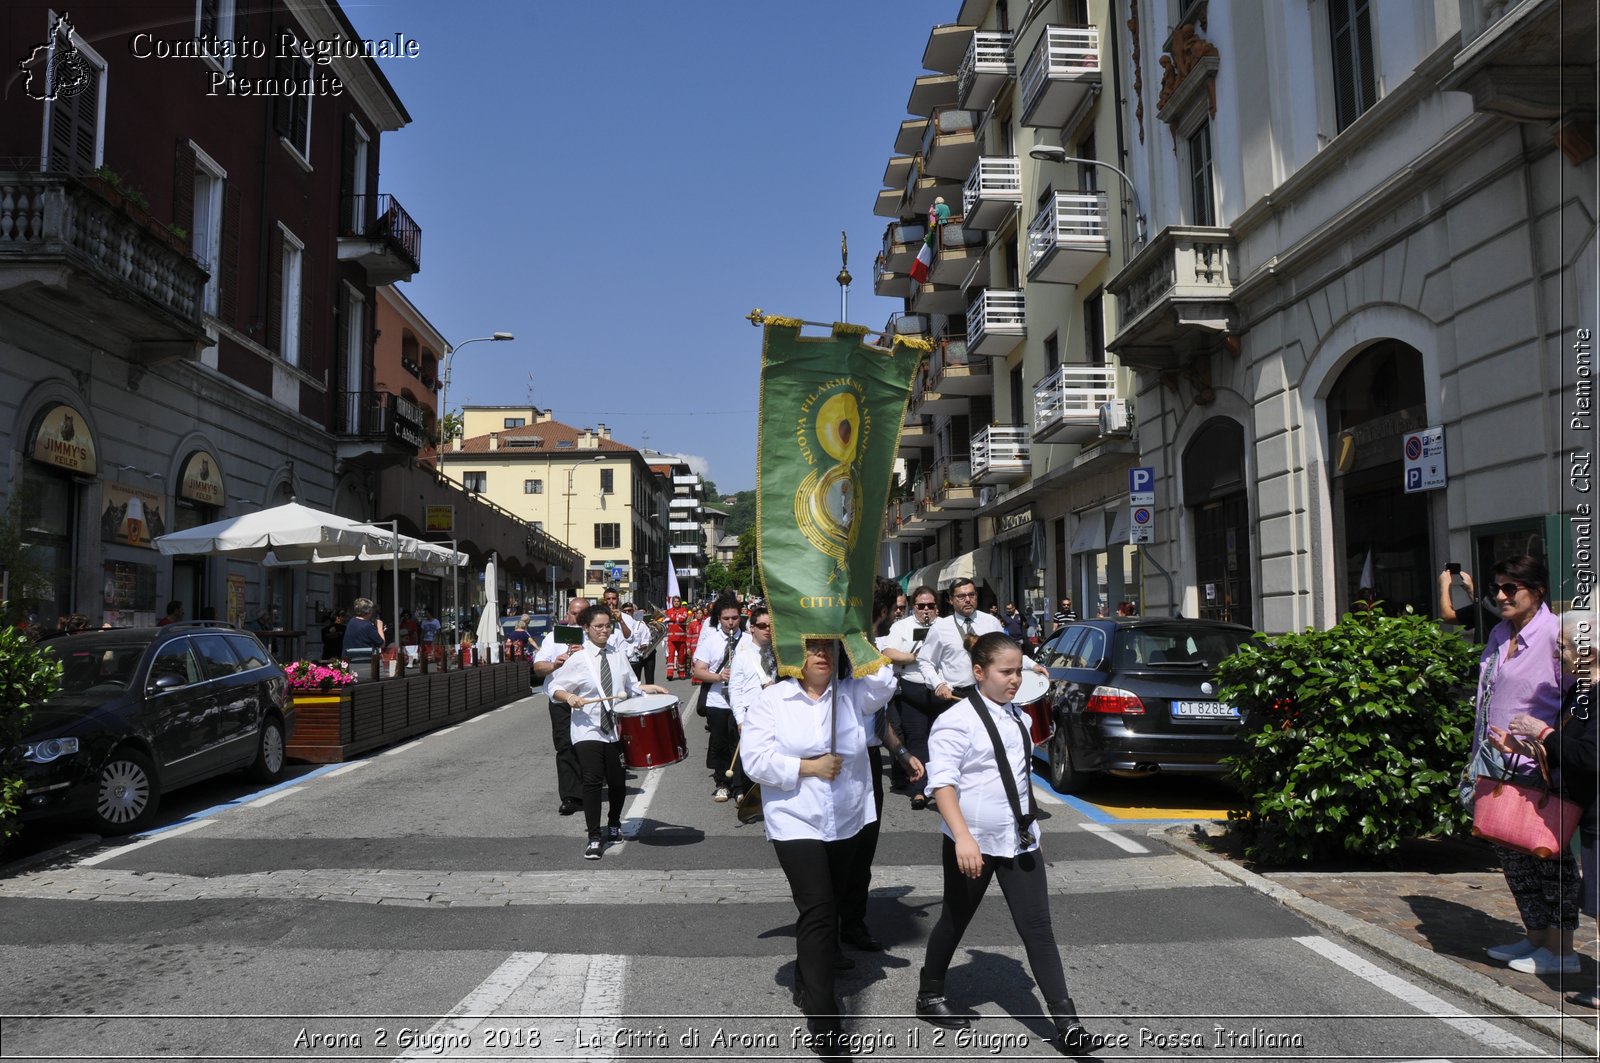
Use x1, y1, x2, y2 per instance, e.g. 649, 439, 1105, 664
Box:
883, 585, 942, 809
741, 636, 903, 1062
1466, 556, 1577, 974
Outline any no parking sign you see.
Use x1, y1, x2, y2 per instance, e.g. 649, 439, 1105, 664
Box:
1402, 426, 1445, 493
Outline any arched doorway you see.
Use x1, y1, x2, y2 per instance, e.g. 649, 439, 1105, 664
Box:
1327, 340, 1431, 615
1182, 418, 1251, 627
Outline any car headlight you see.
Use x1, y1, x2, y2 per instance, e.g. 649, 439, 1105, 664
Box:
24, 737, 80, 763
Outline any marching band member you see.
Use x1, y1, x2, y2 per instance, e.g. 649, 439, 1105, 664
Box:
915, 632, 1092, 1056
885, 584, 940, 810
726, 603, 778, 805
548, 604, 670, 860
534, 597, 589, 816
918, 578, 1045, 705
692, 595, 745, 802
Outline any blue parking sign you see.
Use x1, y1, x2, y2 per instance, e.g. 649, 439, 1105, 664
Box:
1129, 467, 1155, 494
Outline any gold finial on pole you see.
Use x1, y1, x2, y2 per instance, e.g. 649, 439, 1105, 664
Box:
747, 308, 767, 327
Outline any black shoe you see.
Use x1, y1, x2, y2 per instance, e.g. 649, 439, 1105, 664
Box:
558, 799, 580, 816
606, 824, 624, 843
832, 953, 855, 971
915, 968, 970, 1030
1047, 999, 1091, 1056
910, 793, 927, 811
839, 924, 883, 952
583, 838, 602, 860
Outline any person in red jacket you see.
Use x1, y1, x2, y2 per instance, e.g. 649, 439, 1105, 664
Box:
665, 597, 690, 679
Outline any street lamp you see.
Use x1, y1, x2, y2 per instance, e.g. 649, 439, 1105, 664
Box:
437, 332, 514, 448
1028, 145, 1147, 249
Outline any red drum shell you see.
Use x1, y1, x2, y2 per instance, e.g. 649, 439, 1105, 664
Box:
1022, 697, 1055, 747
615, 695, 687, 770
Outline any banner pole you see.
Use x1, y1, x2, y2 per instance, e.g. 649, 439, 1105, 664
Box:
830, 640, 839, 757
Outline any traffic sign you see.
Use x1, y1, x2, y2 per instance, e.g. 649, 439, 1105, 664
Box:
1129, 504, 1154, 544
1401, 426, 1445, 494
1129, 467, 1155, 494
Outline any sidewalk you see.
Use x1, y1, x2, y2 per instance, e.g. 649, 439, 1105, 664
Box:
1158, 825, 1598, 1055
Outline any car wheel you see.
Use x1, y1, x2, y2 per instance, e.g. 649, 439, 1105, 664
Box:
249, 714, 287, 783
1047, 727, 1093, 795
92, 748, 160, 835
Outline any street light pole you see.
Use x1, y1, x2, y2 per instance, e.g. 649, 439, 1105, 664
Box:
1028, 145, 1147, 249
437, 332, 514, 451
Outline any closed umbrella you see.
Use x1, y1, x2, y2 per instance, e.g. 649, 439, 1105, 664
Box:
475, 552, 500, 662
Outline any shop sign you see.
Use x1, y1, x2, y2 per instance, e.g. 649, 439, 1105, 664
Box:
387, 393, 427, 453
30, 403, 97, 474
102, 559, 156, 626
425, 505, 454, 534
177, 450, 225, 506
102, 482, 167, 548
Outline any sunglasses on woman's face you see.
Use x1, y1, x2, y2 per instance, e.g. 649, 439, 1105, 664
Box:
1493, 582, 1527, 599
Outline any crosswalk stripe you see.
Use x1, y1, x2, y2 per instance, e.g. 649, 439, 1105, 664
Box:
1076, 822, 1150, 853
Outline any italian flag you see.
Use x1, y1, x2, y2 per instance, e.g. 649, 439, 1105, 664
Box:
908, 231, 935, 286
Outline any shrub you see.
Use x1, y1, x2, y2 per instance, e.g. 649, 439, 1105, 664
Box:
1214, 606, 1478, 865
0, 607, 64, 844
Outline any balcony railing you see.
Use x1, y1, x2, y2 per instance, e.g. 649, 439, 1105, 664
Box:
921, 107, 980, 181
963, 156, 1021, 230
337, 192, 422, 284
970, 424, 1032, 484
931, 456, 977, 508
957, 31, 1014, 110
1019, 25, 1101, 128
966, 289, 1026, 356
1033, 365, 1117, 445
1025, 191, 1110, 285
1106, 225, 1237, 368
336, 391, 430, 458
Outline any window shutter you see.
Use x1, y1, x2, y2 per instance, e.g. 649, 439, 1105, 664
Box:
339, 115, 357, 234
172, 140, 196, 229
272, 34, 293, 138
266, 227, 283, 353
48, 57, 99, 173
219, 184, 241, 325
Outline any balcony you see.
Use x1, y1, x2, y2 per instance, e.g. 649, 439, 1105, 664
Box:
970, 424, 1032, 484
929, 218, 985, 285
669, 542, 702, 556
908, 73, 959, 117
921, 108, 981, 180
669, 519, 701, 532
927, 332, 990, 397
668, 496, 702, 510
900, 413, 934, 456
888, 311, 935, 339
674, 566, 702, 579
336, 390, 430, 468
904, 155, 961, 215
1106, 225, 1238, 370
874, 187, 906, 219
1025, 191, 1110, 285
966, 289, 1026, 356
962, 156, 1021, 230
875, 221, 926, 296
0, 173, 207, 364
923, 22, 975, 75
958, 31, 1015, 110
931, 457, 979, 510
895, 118, 929, 156
672, 473, 701, 487
910, 281, 969, 316
1018, 25, 1101, 128
338, 193, 422, 285
1033, 365, 1117, 445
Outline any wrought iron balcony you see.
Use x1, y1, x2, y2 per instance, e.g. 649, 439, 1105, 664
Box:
1025, 191, 1110, 285
966, 289, 1026, 357
958, 31, 1015, 110
338, 192, 422, 284
1018, 25, 1101, 128
1106, 225, 1238, 370
0, 172, 207, 363
336, 390, 430, 467
1033, 365, 1117, 445
970, 424, 1031, 484
962, 156, 1021, 231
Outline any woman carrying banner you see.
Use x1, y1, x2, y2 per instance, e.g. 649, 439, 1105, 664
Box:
915, 632, 1093, 1056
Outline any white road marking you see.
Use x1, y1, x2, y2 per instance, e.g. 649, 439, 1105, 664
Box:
78, 819, 213, 866
1295, 936, 1540, 1054
1077, 822, 1150, 853
242, 785, 302, 808
431, 726, 460, 738
382, 738, 427, 757
618, 765, 665, 843
392, 952, 626, 1060
323, 761, 367, 778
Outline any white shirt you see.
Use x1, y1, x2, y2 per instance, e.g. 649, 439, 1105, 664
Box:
693, 624, 743, 710
743, 668, 896, 842
606, 610, 650, 659
885, 615, 933, 683
918, 609, 1007, 690
549, 641, 644, 745
535, 627, 583, 695
926, 691, 1042, 857
727, 635, 775, 728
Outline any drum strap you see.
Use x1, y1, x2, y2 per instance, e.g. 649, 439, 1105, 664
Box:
967, 692, 1035, 855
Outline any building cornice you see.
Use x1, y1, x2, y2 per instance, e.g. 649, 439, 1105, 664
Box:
283, 0, 410, 132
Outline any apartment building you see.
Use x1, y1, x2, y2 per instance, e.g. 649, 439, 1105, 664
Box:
641, 451, 708, 604
876, 0, 1141, 620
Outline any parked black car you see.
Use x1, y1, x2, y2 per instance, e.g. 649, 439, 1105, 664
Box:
19, 622, 294, 835
1036, 617, 1255, 794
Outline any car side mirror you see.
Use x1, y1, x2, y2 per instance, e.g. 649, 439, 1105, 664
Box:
147, 674, 185, 694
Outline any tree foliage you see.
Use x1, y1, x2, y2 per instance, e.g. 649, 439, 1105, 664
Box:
703, 528, 757, 599
1214, 607, 1478, 865
0, 604, 62, 844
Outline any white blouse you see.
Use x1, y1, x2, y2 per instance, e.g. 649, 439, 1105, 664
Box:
885, 615, 933, 683
692, 625, 742, 709
727, 635, 774, 728
926, 691, 1042, 857
549, 642, 644, 745
742, 667, 896, 842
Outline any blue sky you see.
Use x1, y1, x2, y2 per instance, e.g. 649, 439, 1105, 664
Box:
347, 0, 941, 493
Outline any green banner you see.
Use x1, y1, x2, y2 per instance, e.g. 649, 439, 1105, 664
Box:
755, 318, 925, 678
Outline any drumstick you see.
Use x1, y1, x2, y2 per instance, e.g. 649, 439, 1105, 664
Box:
725, 737, 739, 779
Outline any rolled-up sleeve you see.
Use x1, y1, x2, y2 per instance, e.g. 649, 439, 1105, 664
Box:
925, 713, 968, 795
742, 685, 801, 790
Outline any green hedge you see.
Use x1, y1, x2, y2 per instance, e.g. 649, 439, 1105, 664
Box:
1214, 607, 1477, 865
0, 608, 62, 844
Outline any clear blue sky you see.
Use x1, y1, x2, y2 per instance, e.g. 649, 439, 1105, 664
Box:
346, 0, 941, 493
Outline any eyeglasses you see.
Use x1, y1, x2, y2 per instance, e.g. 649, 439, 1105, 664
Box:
914, 602, 938, 610
751, 621, 771, 630
1493, 582, 1527, 598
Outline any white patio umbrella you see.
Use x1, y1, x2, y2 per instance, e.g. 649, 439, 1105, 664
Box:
153, 501, 397, 562
475, 552, 501, 661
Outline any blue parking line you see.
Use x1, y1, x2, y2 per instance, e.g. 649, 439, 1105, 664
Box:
1031, 771, 1230, 825
134, 762, 350, 838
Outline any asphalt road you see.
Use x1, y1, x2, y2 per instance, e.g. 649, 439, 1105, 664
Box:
0, 674, 1568, 1061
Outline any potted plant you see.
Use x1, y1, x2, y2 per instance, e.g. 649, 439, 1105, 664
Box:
283, 658, 358, 693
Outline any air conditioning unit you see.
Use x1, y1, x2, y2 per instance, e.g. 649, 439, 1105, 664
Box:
1099, 399, 1132, 436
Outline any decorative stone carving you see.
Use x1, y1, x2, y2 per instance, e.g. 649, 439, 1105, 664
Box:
1155, 3, 1220, 151
1128, 0, 1144, 144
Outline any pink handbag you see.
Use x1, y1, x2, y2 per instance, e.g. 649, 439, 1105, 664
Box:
1471, 741, 1580, 858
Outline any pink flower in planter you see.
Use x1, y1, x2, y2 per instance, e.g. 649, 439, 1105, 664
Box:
284, 659, 358, 691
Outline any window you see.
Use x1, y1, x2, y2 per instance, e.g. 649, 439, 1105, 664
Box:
274, 32, 313, 161
1187, 123, 1215, 226
503, 417, 525, 429
41, 20, 107, 174
523, 479, 543, 494
278, 225, 304, 365
594, 523, 621, 550
340, 282, 365, 399
600, 468, 614, 494
463, 471, 486, 493
556, 440, 574, 449
1009, 365, 1024, 425
191, 145, 225, 315
343, 118, 369, 232
1084, 290, 1105, 367
1044, 332, 1060, 373
1329, 0, 1376, 132
196, 0, 236, 71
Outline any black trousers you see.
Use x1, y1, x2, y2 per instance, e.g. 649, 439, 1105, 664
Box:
705, 705, 737, 790
923, 835, 1069, 1004
548, 701, 582, 804
632, 646, 657, 685
896, 680, 941, 798
773, 830, 868, 1027
573, 738, 625, 838
839, 746, 884, 933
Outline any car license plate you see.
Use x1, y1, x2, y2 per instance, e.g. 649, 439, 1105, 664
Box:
1173, 700, 1240, 719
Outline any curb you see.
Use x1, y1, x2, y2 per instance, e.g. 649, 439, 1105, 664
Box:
0, 832, 101, 878
1152, 825, 1596, 1056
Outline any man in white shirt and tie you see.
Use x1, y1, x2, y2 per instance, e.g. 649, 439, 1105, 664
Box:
534, 597, 589, 816
918, 578, 1044, 705
692, 595, 745, 802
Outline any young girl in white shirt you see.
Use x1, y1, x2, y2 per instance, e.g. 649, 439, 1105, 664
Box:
915, 632, 1092, 1056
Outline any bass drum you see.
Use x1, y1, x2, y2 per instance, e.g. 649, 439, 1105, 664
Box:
614, 694, 688, 770
1015, 670, 1054, 747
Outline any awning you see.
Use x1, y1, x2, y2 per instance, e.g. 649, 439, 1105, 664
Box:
1069, 511, 1107, 553
1108, 507, 1130, 546
905, 545, 990, 593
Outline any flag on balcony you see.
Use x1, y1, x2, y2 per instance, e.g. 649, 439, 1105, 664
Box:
755, 317, 927, 678
907, 198, 949, 290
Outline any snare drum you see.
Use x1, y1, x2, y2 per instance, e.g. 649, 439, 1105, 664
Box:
614, 694, 688, 769
1015, 670, 1054, 747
